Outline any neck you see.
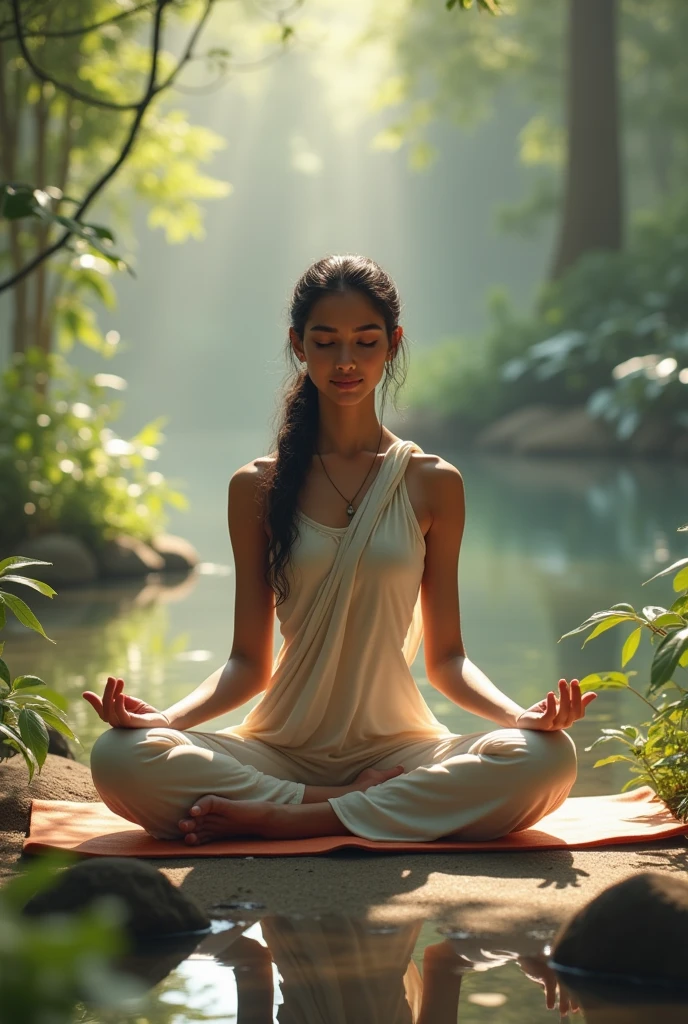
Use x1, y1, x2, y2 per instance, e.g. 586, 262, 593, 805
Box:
315, 393, 385, 458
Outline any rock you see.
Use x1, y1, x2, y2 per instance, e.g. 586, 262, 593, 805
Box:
514, 407, 620, 455
474, 406, 559, 452
551, 871, 688, 984
96, 534, 165, 579
0, 534, 99, 587
47, 727, 75, 760
22, 857, 211, 939
149, 533, 199, 573
0, 753, 99, 838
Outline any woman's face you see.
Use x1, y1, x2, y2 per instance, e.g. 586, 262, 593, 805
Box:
290, 290, 402, 403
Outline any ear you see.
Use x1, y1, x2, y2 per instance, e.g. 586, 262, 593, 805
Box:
289, 327, 306, 362
387, 325, 403, 359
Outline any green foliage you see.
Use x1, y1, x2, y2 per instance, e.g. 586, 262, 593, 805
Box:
406, 192, 688, 440
561, 521, 688, 821
0, 346, 188, 553
0, 854, 140, 1024
0, 556, 79, 779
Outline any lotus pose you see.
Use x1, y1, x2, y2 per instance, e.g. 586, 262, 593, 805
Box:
84, 254, 596, 846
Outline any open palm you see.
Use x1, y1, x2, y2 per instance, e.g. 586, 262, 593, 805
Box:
516, 679, 597, 732
82, 676, 169, 729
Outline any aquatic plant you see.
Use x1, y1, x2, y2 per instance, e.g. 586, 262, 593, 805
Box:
0, 555, 78, 778
561, 520, 688, 821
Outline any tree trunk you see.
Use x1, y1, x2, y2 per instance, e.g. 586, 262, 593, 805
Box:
550, 0, 623, 280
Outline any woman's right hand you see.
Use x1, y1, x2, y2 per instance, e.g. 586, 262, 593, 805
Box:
82, 676, 171, 729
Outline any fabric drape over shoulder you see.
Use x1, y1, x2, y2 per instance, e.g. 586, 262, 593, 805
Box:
227, 439, 450, 773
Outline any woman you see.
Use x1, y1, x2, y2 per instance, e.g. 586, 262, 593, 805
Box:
84, 254, 596, 847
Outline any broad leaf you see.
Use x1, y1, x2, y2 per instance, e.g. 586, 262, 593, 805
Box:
674, 566, 688, 592
0, 592, 54, 643
583, 616, 629, 646
0, 575, 57, 598
610, 603, 636, 613
12, 675, 47, 691
18, 708, 50, 769
622, 627, 642, 667
0, 556, 53, 575
9, 694, 68, 722
650, 626, 688, 691
594, 754, 636, 768
644, 557, 688, 586
0, 658, 10, 688
0, 722, 37, 782
38, 713, 77, 742
579, 672, 629, 693
643, 605, 669, 622
652, 612, 685, 629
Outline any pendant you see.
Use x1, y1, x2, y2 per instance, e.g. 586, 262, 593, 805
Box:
346, 504, 355, 517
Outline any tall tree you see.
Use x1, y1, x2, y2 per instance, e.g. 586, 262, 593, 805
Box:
551, 0, 622, 278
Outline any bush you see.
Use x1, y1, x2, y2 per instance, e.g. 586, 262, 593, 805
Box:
406, 191, 688, 441
562, 520, 688, 821
0, 347, 188, 553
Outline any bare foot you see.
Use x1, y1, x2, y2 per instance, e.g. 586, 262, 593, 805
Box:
178, 796, 275, 846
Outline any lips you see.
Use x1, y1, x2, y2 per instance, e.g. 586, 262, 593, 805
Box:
332, 379, 362, 384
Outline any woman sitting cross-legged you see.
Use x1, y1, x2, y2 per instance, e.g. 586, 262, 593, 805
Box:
83, 254, 596, 847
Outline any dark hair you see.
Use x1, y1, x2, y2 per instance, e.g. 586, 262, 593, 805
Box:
257, 254, 409, 607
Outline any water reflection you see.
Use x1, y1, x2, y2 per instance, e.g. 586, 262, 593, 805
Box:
74, 911, 688, 1023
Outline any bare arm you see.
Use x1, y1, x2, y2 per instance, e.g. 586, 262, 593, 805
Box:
162, 462, 276, 731
420, 462, 595, 731
420, 461, 526, 728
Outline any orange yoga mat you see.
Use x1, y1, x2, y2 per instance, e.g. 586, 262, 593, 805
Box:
24, 788, 688, 858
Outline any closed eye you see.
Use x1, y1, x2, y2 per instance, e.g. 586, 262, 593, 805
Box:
314, 341, 377, 348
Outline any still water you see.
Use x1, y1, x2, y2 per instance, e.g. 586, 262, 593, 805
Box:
8, 431, 688, 1023
73, 911, 687, 1023
7, 429, 688, 793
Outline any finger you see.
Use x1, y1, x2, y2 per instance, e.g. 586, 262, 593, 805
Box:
581, 691, 597, 711
101, 676, 117, 721
82, 692, 105, 722
108, 677, 125, 727
543, 691, 557, 723
570, 679, 582, 720
115, 683, 131, 727
543, 968, 557, 1009
553, 679, 571, 727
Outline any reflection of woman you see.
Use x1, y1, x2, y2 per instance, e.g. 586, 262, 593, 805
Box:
84, 255, 595, 845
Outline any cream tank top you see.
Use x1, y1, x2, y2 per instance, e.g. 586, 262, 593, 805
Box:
230, 438, 451, 771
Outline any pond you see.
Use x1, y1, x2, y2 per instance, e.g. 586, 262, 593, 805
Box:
6, 431, 688, 1022
73, 910, 687, 1023
7, 429, 688, 796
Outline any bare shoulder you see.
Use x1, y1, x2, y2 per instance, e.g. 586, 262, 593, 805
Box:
406, 450, 465, 528
229, 455, 274, 515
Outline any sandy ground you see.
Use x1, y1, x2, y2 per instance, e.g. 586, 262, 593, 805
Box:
3, 753, 687, 942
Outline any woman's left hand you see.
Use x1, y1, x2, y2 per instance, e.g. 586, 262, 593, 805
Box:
516, 679, 597, 732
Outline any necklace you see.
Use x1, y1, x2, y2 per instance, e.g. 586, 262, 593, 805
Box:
316, 423, 384, 521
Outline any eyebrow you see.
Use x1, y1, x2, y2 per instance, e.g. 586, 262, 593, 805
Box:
308, 323, 383, 332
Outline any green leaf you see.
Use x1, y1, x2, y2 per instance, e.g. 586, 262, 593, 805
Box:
0, 722, 37, 782
10, 693, 68, 723
671, 595, 688, 616
651, 626, 688, 691
594, 754, 636, 768
579, 671, 629, 693
674, 566, 688, 593
0, 556, 53, 575
0, 575, 57, 598
610, 603, 636, 614
18, 708, 50, 769
652, 612, 685, 629
644, 557, 688, 586
12, 675, 47, 691
0, 592, 54, 643
643, 605, 669, 622
582, 616, 629, 646
0, 658, 10, 688
621, 776, 647, 793
653, 752, 688, 769
622, 627, 642, 667
38, 712, 77, 743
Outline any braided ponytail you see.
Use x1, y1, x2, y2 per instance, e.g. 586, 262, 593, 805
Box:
257, 254, 408, 606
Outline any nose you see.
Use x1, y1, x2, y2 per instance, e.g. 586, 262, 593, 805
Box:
335, 346, 357, 372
